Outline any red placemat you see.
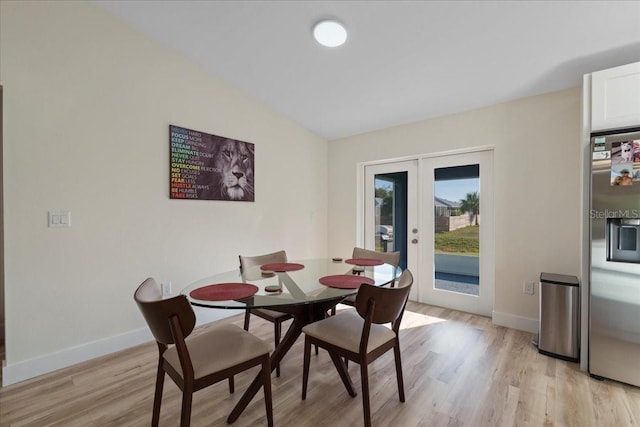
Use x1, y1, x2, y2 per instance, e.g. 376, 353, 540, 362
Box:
260, 262, 305, 272
190, 283, 258, 301
319, 275, 375, 289
345, 258, 384, 266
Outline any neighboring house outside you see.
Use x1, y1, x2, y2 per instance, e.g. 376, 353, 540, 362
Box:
435, 196, 475, 233
435, 197, 461, 217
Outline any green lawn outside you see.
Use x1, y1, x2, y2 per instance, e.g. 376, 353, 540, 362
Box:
435, 225, 479, 255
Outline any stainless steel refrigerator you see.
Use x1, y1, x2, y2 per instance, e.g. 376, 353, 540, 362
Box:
590, 127, 640, 387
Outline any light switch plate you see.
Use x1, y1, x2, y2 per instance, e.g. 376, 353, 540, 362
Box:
524, 281, 535, 295
48, 211, 71, 228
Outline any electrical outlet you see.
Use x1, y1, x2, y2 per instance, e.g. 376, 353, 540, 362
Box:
162, 281, 172, 296
524, 281, 535, 295
48, 211, 71, 228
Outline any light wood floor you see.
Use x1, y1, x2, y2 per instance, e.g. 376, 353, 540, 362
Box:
1, 302, 639, 426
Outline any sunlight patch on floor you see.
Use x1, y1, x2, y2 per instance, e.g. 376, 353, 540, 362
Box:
400, 310, 447, 331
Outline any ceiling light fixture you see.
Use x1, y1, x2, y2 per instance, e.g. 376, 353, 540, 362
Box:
313, 20, 347, 47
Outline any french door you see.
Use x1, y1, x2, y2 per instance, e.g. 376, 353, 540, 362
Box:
421, 150, 494, 316
364, 160, 419, 301
363, 149, 494, 316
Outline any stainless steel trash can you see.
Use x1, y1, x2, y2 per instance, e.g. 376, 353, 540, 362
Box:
538, 272, 580, 362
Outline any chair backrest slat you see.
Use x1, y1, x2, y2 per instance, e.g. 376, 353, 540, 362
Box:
239, 250, 287, 270
134, 278, 196, 345
352, 247, 400, 269
355, 270, 413, 325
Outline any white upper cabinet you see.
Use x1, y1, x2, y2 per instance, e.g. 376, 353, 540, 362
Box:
591, 62, 640, 131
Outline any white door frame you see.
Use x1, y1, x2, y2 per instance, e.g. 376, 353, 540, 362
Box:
357, 146, 494, 317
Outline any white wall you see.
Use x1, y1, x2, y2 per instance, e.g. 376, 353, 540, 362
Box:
0, 1, 587, 385
0, 1, 328, 384
328, 88, 582, 330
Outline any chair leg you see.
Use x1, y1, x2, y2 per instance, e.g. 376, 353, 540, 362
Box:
302, 336, 312, 400
328, 351, 357, 397
360, 363, 372, 427
261, 356, 274, 427
243, 309, 251, 331
152, 363, 165, 427
393, 342, 405, 402
228, 376, 235, 394
274, 320, 281, 378
180, 389, 193, 427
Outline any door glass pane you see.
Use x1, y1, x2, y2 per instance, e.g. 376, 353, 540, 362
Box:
433, 164, 480, 295
374, 172, 407, 269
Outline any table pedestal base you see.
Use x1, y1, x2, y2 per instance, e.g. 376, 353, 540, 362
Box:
227, 298, 348, 423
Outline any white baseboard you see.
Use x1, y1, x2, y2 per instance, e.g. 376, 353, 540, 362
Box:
492, 310, 538, 334
2, 308, 235, 387
2, 326, 153, 387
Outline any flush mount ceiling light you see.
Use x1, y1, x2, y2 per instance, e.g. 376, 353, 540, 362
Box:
313, 20, 347, 47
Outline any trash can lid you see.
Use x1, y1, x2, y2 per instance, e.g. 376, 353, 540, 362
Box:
540, 272, 579, 286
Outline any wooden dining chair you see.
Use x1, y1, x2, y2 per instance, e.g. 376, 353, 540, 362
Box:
240, 250, 293, 377
301, 269, 413, 427
134, 278, 273, 427
331, 247, 401, 315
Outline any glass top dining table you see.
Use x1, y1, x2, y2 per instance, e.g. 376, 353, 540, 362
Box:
182, 258, 399, 310
181, 257, 400, 424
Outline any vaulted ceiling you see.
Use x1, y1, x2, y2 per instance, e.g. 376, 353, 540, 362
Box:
95, 1, 640, 140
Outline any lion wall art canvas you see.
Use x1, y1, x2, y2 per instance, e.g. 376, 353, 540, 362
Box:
170, 125, 255, 202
